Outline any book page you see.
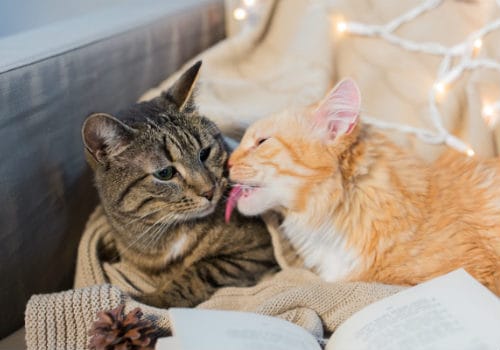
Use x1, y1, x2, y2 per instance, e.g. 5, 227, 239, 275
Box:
156, 336, 181, 350
160, 308, 321, 350
326, 269, 500, 350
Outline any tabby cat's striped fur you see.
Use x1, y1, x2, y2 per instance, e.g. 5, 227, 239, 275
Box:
82, 62, 276, 308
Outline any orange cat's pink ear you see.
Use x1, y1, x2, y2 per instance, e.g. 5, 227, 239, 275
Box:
313, 78, 361, 140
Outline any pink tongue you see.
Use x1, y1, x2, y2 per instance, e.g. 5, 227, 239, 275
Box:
225, 185, 243, 223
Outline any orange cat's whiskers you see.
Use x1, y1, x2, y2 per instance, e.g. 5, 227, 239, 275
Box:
239, 184, 260, 189
230, 165, 258, 179
228, 78, 500, 295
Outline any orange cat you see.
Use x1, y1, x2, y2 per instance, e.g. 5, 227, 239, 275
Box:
226, 79, 500, 294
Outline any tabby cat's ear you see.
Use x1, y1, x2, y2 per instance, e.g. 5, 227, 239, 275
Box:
82, 113, 135, 166
313, 78, 361, 140
163, 60, 202, 112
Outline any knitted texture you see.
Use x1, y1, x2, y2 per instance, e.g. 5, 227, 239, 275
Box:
74, 206, 157, 296
25, 284, 124, 350
199, 268, 404, 334
25, 270, 403, 350
24, 206, 405, 350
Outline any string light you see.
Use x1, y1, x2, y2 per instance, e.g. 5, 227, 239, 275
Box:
233, 7, 248, 21
482, 102, 500, 127
243, 0, 256, 7
483, 104, 495, 118
473, 38, 483, 50
331, 0, 500, 156
337, 21, 348, 33
433, 81, 446, 95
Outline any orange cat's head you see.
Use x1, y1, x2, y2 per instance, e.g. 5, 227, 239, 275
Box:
226, 79, 361, 219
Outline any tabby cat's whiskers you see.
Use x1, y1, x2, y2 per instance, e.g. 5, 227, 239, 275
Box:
82, 61, 276, 307
115, 212, 174, 259
123, 207, 166, 227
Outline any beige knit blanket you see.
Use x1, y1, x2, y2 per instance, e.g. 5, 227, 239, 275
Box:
26, 0, 500, 348
25, 207, 404, 350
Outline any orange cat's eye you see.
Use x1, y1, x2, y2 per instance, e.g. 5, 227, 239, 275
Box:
256, 138, 269, 146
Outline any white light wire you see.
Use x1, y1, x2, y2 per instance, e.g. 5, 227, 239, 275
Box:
335, 0, 500, 155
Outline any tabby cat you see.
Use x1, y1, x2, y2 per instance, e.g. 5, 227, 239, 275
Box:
226, 78, 500, 295
82, 61, 276, 308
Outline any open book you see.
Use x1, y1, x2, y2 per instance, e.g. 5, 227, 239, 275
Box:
156, 269, 500, 350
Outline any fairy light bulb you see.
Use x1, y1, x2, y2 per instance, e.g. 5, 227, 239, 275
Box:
466, 148, 475, 157
434, 81, 446, 95
482, 103, 499, 127
483, 104, 495, 118
337, 21, 348, 33
473, 38, 483, 50
472, 38, 483, 57
233, 7, 247, 21
243, 0, 256, 7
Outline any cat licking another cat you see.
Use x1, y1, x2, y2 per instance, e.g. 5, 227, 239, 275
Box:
227, 78, 500, 295
82, 61, 276, 308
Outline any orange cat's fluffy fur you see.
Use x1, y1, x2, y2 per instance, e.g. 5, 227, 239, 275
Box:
227, 79, 500, 294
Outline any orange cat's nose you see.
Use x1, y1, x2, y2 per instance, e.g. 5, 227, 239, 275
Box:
227, 159, 233, 169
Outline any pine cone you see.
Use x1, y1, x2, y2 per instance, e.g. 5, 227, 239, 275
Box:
88, 304, 157, 350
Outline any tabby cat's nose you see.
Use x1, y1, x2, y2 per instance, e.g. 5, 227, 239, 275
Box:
201, 187, 215, 201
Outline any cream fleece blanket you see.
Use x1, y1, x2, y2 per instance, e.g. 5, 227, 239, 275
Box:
142, 0, 500, 160
25, 0, 500, 348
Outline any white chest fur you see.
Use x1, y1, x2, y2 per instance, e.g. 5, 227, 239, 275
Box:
164, 234, 188, 263
282, 215, 361, 282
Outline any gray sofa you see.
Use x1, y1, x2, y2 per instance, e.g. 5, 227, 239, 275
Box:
0, 0, 225, 347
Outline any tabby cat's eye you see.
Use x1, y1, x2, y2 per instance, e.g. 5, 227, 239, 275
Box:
153, 166, 176, 181
199, 147, 211, 162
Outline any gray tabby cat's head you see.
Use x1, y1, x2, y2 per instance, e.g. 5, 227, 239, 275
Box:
82, 61, 228, 229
